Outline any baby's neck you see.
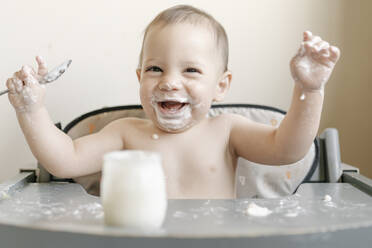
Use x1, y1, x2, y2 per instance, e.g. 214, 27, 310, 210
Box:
151, 116, 210, 136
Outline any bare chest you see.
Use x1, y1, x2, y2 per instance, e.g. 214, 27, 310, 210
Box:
122, 122, 236, 198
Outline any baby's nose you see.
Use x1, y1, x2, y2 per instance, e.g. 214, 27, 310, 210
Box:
158, 80, 182, 91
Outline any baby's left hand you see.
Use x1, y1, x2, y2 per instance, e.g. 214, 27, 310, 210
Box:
290, 31, 340, 91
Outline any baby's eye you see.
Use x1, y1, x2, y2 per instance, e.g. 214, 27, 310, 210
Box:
145, 66, 163, 72
185, 67, 200, 73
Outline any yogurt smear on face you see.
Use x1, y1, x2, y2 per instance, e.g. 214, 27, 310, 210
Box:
151, 93, 197, 132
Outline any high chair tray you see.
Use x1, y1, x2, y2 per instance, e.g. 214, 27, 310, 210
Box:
0, 171, 371, 248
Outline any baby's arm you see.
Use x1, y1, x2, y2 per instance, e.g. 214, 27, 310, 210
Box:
6, 57, 124, 178
230, 31, 340, 165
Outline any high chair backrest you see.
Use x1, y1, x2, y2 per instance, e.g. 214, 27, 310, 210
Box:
45, 104, 319, 198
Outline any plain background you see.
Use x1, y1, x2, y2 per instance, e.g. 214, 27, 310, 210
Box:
0, 0, 371, 182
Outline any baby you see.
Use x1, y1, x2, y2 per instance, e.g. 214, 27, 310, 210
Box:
5, 5, 340, 198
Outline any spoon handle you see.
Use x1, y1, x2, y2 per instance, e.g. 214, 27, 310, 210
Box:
0, 89, 9, 96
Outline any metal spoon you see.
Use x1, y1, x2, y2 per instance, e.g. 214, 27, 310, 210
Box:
0, 59, 72, 96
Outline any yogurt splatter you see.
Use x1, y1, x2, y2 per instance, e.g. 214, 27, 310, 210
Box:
245, 203, 272, 217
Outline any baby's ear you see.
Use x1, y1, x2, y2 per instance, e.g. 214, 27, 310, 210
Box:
213, 71, 232, 102
136, 69, 141, 82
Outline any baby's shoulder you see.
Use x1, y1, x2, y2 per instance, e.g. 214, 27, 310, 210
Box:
209, 112, 252, 124
205, 113, 239, 131
112, 116, 149, 126
103, 117, 150, 132
207, 113, 256, 134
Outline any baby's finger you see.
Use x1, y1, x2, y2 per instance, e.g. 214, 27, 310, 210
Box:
17, 67, 34, 83
310, 41, 330, 58
28, 65, 38, 76
296, 42, 306, 57
21, 66, 39, 86
315, 41, 330, 51
22, 65, 40, 79
6, 78, 16, 94
303, 42, 314, 56
14, 71, 27, 87
310, 36, 322, 46
304, 36, 322, 53
28, 66, 44, 82
303, 31, 313, 42
15, 69, 26, 82
13, 77, 24, 93
319, 47, 330, 57
317, 56, 333, 68
21, 65, 33, 77
329, 46, 341, 63
23, 73, 38, 87
36, 56, 48, 76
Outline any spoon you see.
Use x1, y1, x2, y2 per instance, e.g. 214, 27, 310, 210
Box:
0, 59, 72, 96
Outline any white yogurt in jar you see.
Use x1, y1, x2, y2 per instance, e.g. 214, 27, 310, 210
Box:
101, 151, 167, 228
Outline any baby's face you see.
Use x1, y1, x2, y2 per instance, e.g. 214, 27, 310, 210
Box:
137, 23, 228, 133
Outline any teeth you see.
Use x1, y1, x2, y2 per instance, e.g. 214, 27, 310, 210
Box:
160, 99, 187, 103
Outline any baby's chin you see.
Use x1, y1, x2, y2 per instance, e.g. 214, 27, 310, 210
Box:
153, 118, 196, 133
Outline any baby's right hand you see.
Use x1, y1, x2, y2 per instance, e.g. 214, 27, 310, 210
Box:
6, 56, 48, 113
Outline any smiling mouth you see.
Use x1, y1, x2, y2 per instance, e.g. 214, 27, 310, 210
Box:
157, 101, 189, 114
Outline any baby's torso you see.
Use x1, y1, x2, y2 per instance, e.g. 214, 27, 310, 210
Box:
120, 116, 237, 198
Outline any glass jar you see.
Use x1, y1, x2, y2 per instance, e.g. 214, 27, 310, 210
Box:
101, 150, 167, 228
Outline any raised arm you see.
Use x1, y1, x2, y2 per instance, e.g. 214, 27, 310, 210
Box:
230, 31, 340, 165
6, 56, 124, 178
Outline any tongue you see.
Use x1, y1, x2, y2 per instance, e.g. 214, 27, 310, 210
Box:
162, 101, 184, 110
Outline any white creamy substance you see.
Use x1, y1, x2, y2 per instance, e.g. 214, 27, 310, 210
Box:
300, 93, 306, 101
150, 93, 200, 132
294, 42, 329, 101
101, 151, 167, 228
41, 59, 71, 83
323, 194, 332, 202
154, 103, 192, 131
13, 87, 38, 113
319, 88, 324, 98
21, 86, 37, 105
8, 66, 43, 113
238, 176, 246, 186
0, 191, 10, 200
285, 211, 299, 218
245, 203, 273, 217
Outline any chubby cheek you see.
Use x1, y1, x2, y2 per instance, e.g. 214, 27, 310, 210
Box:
139, 83, 155, 114
186, 82, 213, 117
139, 84, 149, 102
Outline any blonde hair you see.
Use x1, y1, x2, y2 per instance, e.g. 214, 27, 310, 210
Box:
138, 5, 229, 72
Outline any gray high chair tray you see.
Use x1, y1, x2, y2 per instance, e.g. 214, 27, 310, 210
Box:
0, 104, 371, 248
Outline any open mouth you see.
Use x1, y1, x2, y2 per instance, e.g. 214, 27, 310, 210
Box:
157, 101, 189, 115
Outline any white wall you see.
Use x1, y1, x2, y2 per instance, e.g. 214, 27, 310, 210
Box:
0, 0, 356, 182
